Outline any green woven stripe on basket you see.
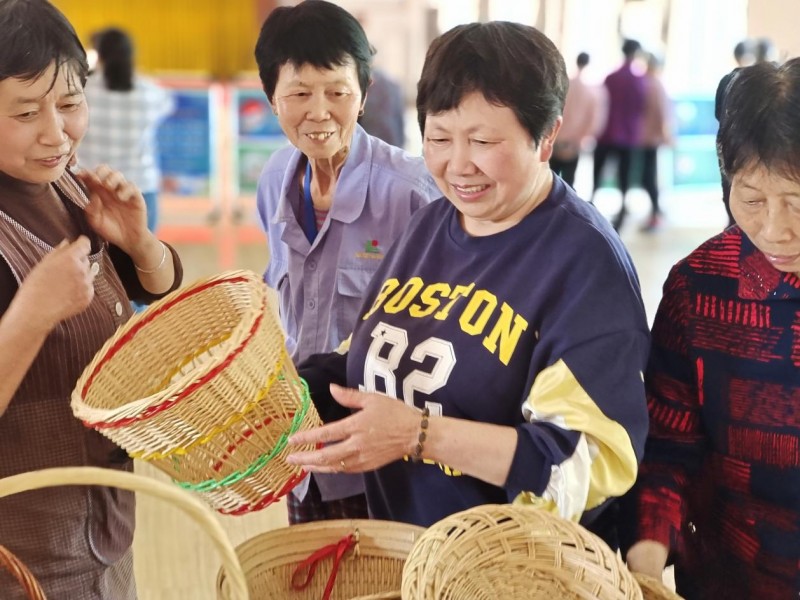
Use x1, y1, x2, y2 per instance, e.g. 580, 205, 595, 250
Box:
175, 378, 311, 493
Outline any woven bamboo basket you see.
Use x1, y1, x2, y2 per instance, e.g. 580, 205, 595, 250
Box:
401, 504, 643, 600
632, 573, 684, 600
217, 519, 423, 600
0, 467, 248, 599
70, 270, 321, 514
0, 544, 47, 600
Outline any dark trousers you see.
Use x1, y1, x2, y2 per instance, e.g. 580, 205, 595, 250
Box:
593, 143, 636, 229
550, 156, 579, 188
641, 147, 660, 216
286, 476, 369, 524
592, 143, 635, 195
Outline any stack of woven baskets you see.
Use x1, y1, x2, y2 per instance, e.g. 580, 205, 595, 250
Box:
71, 270, 321, 514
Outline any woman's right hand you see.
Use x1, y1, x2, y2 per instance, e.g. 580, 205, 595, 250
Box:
626, 539, 669, 580
14, 236, 94, 334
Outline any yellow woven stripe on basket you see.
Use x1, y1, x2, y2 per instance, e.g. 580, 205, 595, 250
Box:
130, 349, 292, 461
148, 330, 234, 398
176, 378, 312, 493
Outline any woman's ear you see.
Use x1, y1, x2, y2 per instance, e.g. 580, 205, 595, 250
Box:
539, 116, 563, 162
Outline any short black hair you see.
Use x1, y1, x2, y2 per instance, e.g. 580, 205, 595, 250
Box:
754, 37, 775, 63
622, 39, 641, 59
718, 58, 800, 182
95, 27, 134, 92
0, 0, 88, 86
577, 52, 590, 69
416, 22, 567, 146
733, 40, 752, 62
254, 0, 374, 103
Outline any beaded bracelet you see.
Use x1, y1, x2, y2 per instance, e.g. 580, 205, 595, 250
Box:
411, 406, 430, 462
134, 241, 167, 274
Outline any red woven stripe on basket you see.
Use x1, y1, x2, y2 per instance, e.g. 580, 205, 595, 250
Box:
219, 470, 309, 515
82, 276, 267, 429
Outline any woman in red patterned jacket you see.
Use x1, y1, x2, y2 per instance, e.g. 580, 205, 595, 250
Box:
622, 58, 800, 599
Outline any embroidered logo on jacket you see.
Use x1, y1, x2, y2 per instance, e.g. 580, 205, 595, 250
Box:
356, 239, 384, 260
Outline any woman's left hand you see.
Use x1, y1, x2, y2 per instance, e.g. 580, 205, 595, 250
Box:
75, 165, 150, 254
286, 384, 420, 474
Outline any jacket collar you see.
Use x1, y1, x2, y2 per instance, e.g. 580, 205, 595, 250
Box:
274, 124, 373, 225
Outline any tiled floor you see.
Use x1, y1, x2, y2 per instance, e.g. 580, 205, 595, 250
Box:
131, 182, 725, 598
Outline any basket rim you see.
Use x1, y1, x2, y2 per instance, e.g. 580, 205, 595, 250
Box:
0, 467, 249, 600
216, 518, 424, 596
0, 544, 46, 600
231, 518, 424, 558
72, 271, 265, 427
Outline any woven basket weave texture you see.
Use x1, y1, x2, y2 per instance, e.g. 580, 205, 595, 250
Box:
0, 544, 47, 600
632, 573, 684, 600
217, 519, 423, 600
71, 270, 320, 513
401, 504, 644, 600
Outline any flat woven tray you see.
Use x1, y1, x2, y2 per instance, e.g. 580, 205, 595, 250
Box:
71, 270, 321, 513
402, 504, 644, 600
0, 467, 248, 599
217, 519, 423, 600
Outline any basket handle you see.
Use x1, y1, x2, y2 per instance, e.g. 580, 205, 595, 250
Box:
290, 533, 356, 600
0, 544, 47, 600
0, 467, 248, 600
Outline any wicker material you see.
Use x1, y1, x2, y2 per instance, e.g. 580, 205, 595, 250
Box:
0, 545, 47, 600
0, 467, 248, 600
632, 573, 684, 600
401, 504, 643, 600
217, 519, 423, 600
70, 270, 321, 513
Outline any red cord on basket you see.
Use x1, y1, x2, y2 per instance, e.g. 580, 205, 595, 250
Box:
290, 533, 356, 600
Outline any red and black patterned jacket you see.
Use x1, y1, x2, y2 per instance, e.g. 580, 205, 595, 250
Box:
622, 226, 800, 599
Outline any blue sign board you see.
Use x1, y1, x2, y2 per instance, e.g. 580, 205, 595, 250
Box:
157, 88, 214, 196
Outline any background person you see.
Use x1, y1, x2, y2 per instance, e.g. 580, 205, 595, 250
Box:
285, 21, 650, 546
638, 53, 672, 233
359, 67, 406, 149
79, 27, 174, 234
550, 51, 598, 189
0, 1, 183, 598
591, 39, 646, 231
622, 58, 800, 599
254, 0, 439, 525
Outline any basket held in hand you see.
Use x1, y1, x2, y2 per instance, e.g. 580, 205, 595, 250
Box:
0, 544, 47, 600
402, 504, 644, 600
217, 519, 423, 600
71, 270, 321, 514
0, 467, 248, 600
